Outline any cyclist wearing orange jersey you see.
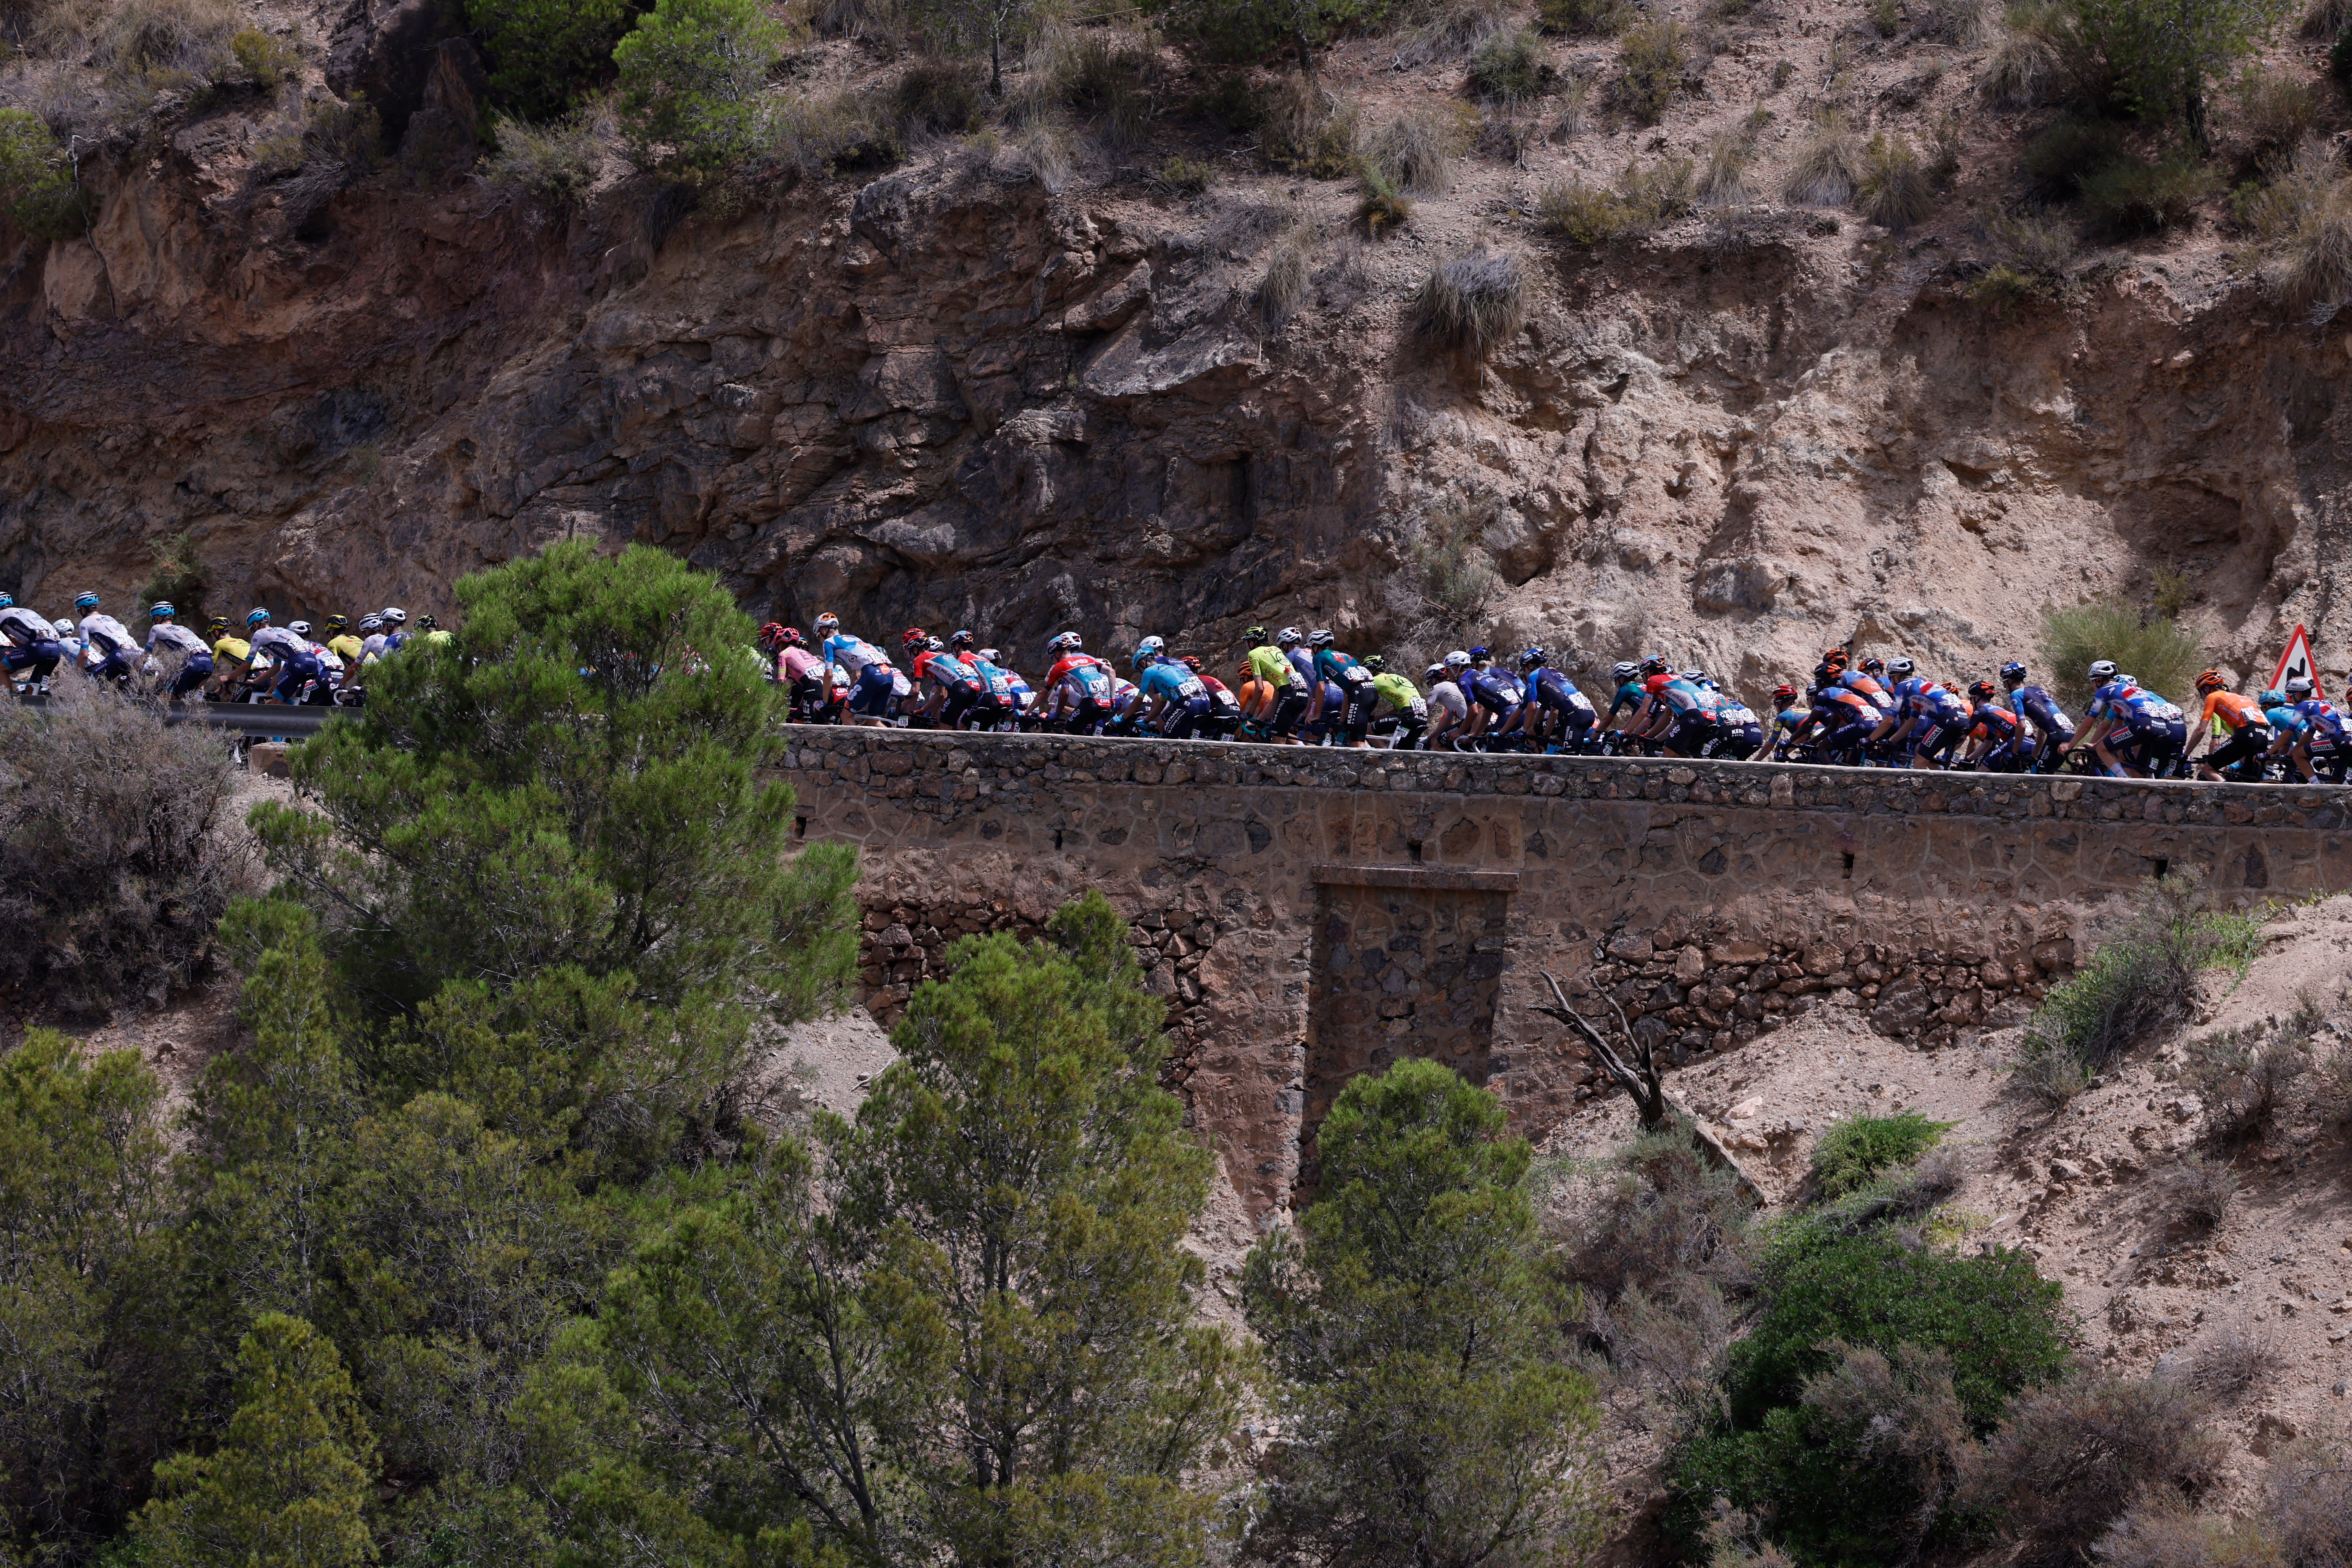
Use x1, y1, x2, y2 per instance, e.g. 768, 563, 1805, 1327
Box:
2189, 670, 2274, 781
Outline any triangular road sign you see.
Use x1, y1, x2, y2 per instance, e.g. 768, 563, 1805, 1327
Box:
2270, 624, 2324, 699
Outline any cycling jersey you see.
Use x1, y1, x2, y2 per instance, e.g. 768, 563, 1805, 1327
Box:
2086, 680, 2180, 732
780, 646, 825, 685
1428, 680, 1470, 719
1139, 661, 1207, 704
1971, 701, 2024, 744
1891, 675, 1969, 725
0, 608, 56, 646
1246, 646, 1294, 686
1467, 666, 1526, 713
967, 656, 1018, 701
1528, 668, 1594, 717
1312, 648, 1373, 686
1643, 673, 1706, 714
1835, 670, 1896, 713
212, 636, 252, 666
1047, 653, 1116, 700
914, 649, 982, 691
327, 633, 364, 663
1284, 648, 1318, 689
2198, 690, 2268, 737
1371, 671, 1422, 713
78, 613, 138, 661
2293, 698, 2346, 739
1607, 681, 1648, 722
819, 633, 892, 678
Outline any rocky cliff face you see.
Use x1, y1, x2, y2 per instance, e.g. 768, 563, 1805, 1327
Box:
7, 4, 2352, 692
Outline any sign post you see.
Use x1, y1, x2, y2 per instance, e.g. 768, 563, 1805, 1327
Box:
2270, 624, 2324, 699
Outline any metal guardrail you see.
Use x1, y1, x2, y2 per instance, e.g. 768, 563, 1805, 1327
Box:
14, 693, 333, 737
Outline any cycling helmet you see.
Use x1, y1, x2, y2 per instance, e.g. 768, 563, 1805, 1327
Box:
924, 636, 945, 653
74, 592, 99, 610
1363, 654, 1385, 671
1444, 650, 1472, 670
1887, 657, 1916, 679
1133, 648, 1159, 670
2087, 659, 2118, 683
1047, 631, 1081, 653
1686, 667, 1709, 684
1968, 679, 1995, 700
246, 608, 270, 627
780, 627, 805, 647
977, 647, 999, 662
149, 601, 175, 619
418, 615, 437, 631
758, 621, 787, 646
0, 595, 11, 609
289, 621, 312, 637
1772, 682, 1797, 702
1468, 646, 1492, 664
949, 629, 975, 649
901, 627, 928, 648
382, 608, 407, 625
51, 619, 72, 636
1245, 626, 1266, 643
1425, 663, 1446, 683
1638, 655, 1667, 676
208, 615, 230, 633
1612, 661, 1641, 682
2116, 673, 2137, 688
1181, 655, 1203, 670
1822, 646, 1848, 666
2194, 669, 2225, 692
359, 614, 382, 634
1308, 629, 1334, 649
1519, 646, 1546, 669
326, 614, 349, 632
1276, 627, 1303, 648
2000, 661, 2027, 685
1138, 635, 1166, 654
2287, 675, 2314, 697
1860, 658, 1885, 677
2260, 688, 2287, 708
815, 612, 840, 634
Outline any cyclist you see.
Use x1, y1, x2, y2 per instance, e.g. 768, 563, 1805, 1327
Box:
1183, 656, 1245, 739
247, 611, 323, 704
1425, 655, 1472, 750
1136, 648, 1214, 738
1706, 685, 1764, 759
1275, 628, 1325, 742
814, 613, 898, 726
2189, 670, 2273, 782
1997, 662, 2076, 770
323, 614, 363, 667
1626, 657, 1717, 757
952, 634, 1018, 729
1461, 647, 1528, 750
1837, 657, 1899, 719
2267, 676, 2347, 782
0, 601, 64, 693
1801, 672, 1882, 761
977, 648, 1036, 726
1041, 631, 1118, 732
1598, 661, 1648, 743
1871, 658, 1972, 768
911, 634, 987, 729
1754, 684, 1805, 759
1958, 679, 2028, 770
1364, 655, 1428, 750
289, 621, 343, 703
1518, 648, 1596, 752
73, 593, 140, 684
769, 626, 832, 720
143, 602, 213, 700
1241, 626, 1304, 742
1308, 630, 1381, 748
379, 607, 411, 652
2071, 662, 2188, 778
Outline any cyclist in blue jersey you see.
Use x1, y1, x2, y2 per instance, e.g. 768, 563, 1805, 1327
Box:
2264, 675, 2348, 781
1599, 661, 1648, 738
1630, 657, 1717, 756
1958, 679, 2030, 770
1460, 648, 1527, 749
1136, 649, 1215, 738
1869, 658, 1973, 768
1042, 631, 1118, 731
2069, 661, 2188, 777
1308, 630, 1382, 747
1754, 684, 1805, 759
1705, 685, 1764, 758
813, 612, 898, 726
1997, 662, 2076, 770
1517, 648, 1597, 752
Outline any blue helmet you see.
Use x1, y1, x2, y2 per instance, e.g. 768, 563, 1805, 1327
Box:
246, 608, 270, 627
1468, 646, 1491, 663
2260, 688, 2287, 708
0, 594, 12, 608
74, 592, 99, 610
1519, 646, 1546, 669
150, 602, 174, 619
2000, 661, 2027, 685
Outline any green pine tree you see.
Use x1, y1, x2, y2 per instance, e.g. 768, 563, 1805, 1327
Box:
134, 1314, 377, 1568
611, 0, 789, 172
1244, 1058, 1604, 1568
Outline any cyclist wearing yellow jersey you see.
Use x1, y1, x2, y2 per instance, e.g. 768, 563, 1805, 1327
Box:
207, 616, 254, 700
1241, 626, 1304, 742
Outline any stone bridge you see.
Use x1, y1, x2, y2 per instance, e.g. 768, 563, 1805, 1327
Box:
778, 728, 2350, 1212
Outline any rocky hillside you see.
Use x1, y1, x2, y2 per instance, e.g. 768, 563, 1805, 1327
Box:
5, 0, 2352, 693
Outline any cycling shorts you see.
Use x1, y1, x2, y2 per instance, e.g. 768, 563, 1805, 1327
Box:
1337, 683, 1377, 742
1707, 720, 1762, 758
1914, 717, 1971, 762
1160, 695, 1214, 739
2120, 718, 2187, 773
1662, 710, 1718, 755
850, 662, 897, 717
1272, 687, 1310, 737
940, 685, 982, 728
170, 651, 216, 698
2205, 726, 2271, 772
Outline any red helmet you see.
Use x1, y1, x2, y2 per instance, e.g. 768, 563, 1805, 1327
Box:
1181, 655, 1202, 670
1968, 679, 1995, 700
758, 622, 787, 646
779, 626, 804, 647
1772, 682, 1797, 702
900, 627, 928, 648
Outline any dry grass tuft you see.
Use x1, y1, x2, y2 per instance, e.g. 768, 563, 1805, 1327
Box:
1977, 0, 2071, 107
1467, 25, 1555, 105
1967, 1374, 2222, 1567
1410, 247, 1528, 356
1781, 111, 1866, 206
1364, 101, 1475, 195
2158, 1153, 2239, 1234
2188, 1319, 2284, 1402
1697, 131, 1752, 204
1259, 78, 1359, 177
1858, 132, 1933, 229
1256, 224, 1317, 332
2235, 65, 2321, 159
1537, 0, 1633, 34
1538, 154, 1693, 243
1612, 18, 1689, 123
2245, 139, 2352, 303
483, 109, 606, 218
1392, 0, 1514, 65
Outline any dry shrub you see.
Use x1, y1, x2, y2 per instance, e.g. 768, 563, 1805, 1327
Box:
1538, 0, 1632, 36
2321, 1040, 2352, 1132
1985, 203, 2078, 276
814, 0, 899, 41
2096, 1494, 2286, 1568
1800, 1342, 1973, 1560
1613, 18, 1690, 124
1539, 153, 1693, 242
1979, 2, 2066, 107
2305, 0, 2352, 35
1467, 25, 1554, 105
1782, 111, 1865, 206
0, 680, 243, 1015
2081, 152, 2220, 236
1355, 165, 1412, 236
1155, 153, 1213, 194
1038, 24, 1158, 150
2235, 65, 2320, 160
759, 92, 903, 184
1365, 101, 1474, 194
2187, 1318, 2283, 1403
2159, 1153, 2238, 1234
2182, 996, 2318, 1146
2247, 139, 2352, 304
891, 56, 987, 136
1859, 132, 1933, 229
1259, 78, 1358, 176
1966, 1373, 2222, 1568
2259, 1434, 2352, 1568
1698, 130, 1751, 203
1392, 0, 1512, 65
483, 109, 605, 217
1409, 246, 1526, 356
33, 0, 240, 79
1256, 224, 1316, 331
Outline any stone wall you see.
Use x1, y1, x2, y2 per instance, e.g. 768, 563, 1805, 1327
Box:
782, 728, 2352, 1212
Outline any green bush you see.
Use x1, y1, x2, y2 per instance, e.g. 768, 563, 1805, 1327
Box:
1537, 0, 1632, 35
1810, 1112, 1954, 1199
0, 108, 88, 241
1537, 154, 1693, 243
613, 0, 788, 174
1967, 1373, 2221, 1565
1669, 1232, 2070, 1564
2020, 114, 2130, 199
1613, 17, 1690, 122
483, 109, 606, 214
2066, 0, 2285, 139
1356, 163, 1413, 234
228, 26, 299, 88
1466, 25, 1553, 102
2036, 596, 2204, 712
463, 0, 642, 120
1158, 152, 1216, 192
2018, 873, 2264, 1093
2080, 149, 2221, 233
1966, 261, 2043, 317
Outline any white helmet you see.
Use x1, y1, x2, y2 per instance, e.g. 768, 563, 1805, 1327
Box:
1887, 657, 1916, 679
2286, 675, 2313, 697
1048, 631, 1082, 653
2087, 660, 2118, 683
1443, 650, 1471, 670
51, 618, 73, 636
289, 621, 312, 637
382, 607, 408, 625
1424, 664, 1445, 683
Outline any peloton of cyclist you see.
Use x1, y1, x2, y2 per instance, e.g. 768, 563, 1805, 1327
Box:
1308, 630, 1382, 748
1363, 656, 1428, 750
